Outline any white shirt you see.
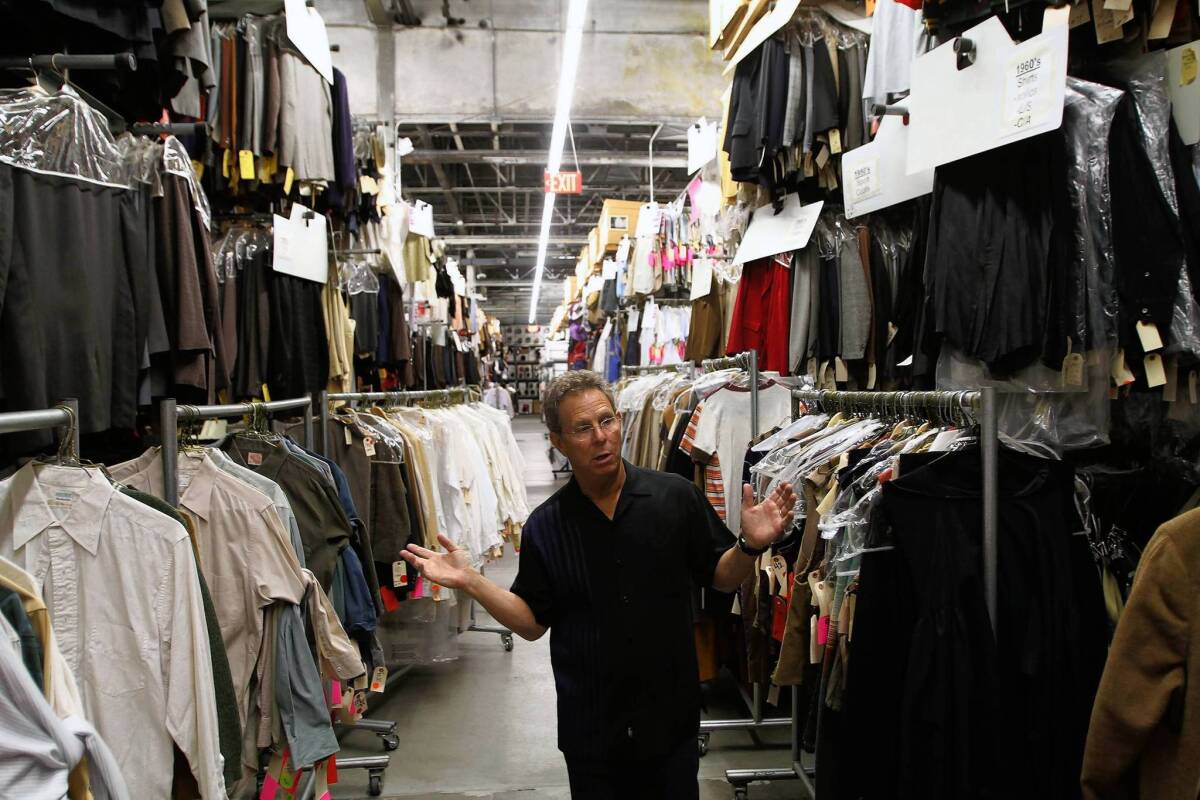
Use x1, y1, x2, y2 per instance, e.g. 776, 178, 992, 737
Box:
483, 385, 515, 419
689, 383, 793, 536
0, 463, 225, 799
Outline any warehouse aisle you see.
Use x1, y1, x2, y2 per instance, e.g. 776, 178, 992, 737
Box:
335, 417, 797, 799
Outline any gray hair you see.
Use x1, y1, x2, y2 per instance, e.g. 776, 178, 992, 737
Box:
543, 370, 617, 434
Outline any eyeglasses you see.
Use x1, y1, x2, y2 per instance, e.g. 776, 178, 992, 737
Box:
564, 415, 620, 441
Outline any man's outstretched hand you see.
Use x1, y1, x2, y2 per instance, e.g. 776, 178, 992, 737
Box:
740, 482, 797, 550
401, 534, 476, 590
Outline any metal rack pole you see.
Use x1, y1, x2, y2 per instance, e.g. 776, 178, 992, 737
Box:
981, 386, 999, 630
0, 403, 78, 448
318, 390, 330, 457
160, 398, 179, 507
0, 52, 137, 71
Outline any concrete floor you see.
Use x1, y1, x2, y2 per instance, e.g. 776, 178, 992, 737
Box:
332, 417, 803, 800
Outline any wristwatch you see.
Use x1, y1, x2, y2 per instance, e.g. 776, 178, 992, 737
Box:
737, 534, 768, 557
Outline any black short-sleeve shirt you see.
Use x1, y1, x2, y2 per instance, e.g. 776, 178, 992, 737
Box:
510, 461, 735, 760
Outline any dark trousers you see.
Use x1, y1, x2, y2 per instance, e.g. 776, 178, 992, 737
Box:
564, 736, 699, 800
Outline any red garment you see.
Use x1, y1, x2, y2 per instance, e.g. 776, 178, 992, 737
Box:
726, 254, 793, 373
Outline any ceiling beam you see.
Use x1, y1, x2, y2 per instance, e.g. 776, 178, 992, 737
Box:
416, 124, 467, 232
405, 149, 689, 168
442, 235, 587, 246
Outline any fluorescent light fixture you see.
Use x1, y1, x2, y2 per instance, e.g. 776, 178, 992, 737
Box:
529, 0, 589, 324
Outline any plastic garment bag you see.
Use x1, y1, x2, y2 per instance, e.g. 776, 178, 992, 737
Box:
0, 87, 128, 187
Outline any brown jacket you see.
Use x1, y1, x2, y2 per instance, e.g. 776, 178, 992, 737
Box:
1082, 507, 1200, 800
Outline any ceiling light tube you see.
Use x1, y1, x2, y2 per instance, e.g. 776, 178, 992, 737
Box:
529, 0, 589, 324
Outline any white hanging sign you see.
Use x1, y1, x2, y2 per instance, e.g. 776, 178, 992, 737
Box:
687, 117, 720, 174
1167, 40, 1200, 146
283, 0, 333, 84
636, 203, 662, 238
843, 114, 935, 219
732, 194, 824, 266
906, 7, 1069, 174
408, 200, 435, 238
273, 203, 329, 283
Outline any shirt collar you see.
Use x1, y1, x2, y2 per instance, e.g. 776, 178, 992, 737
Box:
567, 460, 651, 521
177, 451, 221, 522
7, 463, 115, 554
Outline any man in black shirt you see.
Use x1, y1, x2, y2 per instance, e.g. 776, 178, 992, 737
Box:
401, 371, 795, 798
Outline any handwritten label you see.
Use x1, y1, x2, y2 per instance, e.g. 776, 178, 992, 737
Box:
1062, 352, 1085, 386
848, 157, 881, 205
363, 437, 376, 457
1005, 47, 1054, 134
369, 666, 387, 693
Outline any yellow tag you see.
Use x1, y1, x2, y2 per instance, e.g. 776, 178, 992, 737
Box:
392, 561, 408, 587
828, 128, 842, 154
257, 152, 276, 183
1145, 353, 1168, 387
359, 174, 379, 194
1183, 46, 1197, 86
221, 149, 231, 178
364, 437, 376, 457
834, 357, 849, 382
815, 145, 830, 170
369, 666, 387, 693
1191, 371, 1198, 403
191, 159, 204, 179
283, 167, 295, 195
1136, 320, 1164, 352
261, 383, 272, 402
238, 149, 255, 180
1062, 353, 1085, 386
1164, 355, 1179, 402
344, 426, 353, 446
867, 362, 877, 390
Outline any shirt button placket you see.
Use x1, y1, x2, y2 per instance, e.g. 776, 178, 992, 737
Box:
49, 529, 81, 673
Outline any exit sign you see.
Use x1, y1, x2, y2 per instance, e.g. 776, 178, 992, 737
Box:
544, 170, 583, 194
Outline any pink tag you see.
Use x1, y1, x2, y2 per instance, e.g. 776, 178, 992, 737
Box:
259, 776, 280, 800
247, 452, 263, 466
329, 681, 342, 707
817, 615, 830, 647
318, 793, 331, 800
412, 576, 425, 597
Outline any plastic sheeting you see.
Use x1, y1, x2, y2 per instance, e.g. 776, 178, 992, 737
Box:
0, 88, 128, 188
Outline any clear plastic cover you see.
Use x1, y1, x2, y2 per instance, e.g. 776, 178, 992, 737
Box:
0, 87, 129, 188
1064, 77, 1123, 351
161, 134, 212, 231
1102, 53, 1200, 359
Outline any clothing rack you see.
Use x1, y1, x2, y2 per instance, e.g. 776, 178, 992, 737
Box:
0, 400, 80, 454
316, 388, 516, 649
158, 396, 314, 507
722, 387, 999, 799
0, 52, 136, 71
158, 394, 394, 793
619, 362, 696, 378
131, 121, 210, 138
694, 349, 789, 759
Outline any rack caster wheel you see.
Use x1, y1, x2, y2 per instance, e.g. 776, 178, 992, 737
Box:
502, 633, 514, 652
733, 788, 748, 800
368, 772, 383, 796
381, 733, 399, 751
697, 733, 710, 757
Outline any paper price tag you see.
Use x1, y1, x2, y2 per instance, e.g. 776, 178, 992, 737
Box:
1005, 47, 1055, 134
1062, 352, 1085, 386
283, 167, 295, 195
392, 561, 408, 587
834, 357, 849, 382
247, 452, 264, 466
828, 128, 843, 154
1136, 320, 1165, 352
1164, 355, 1179, 401
690, 257, 713, 300
1183, 46, 1198, 85
770, 555, 788, 588
363, 437, 376, 457
239, 150, 256, 180
1145, 353, 1168, 388
867, 362, 878, 390
344, 426, 353, 446
627, 309, 639, 331
1110, 349, 1135, 387
369, 666, 387, 693
191, 159, 205, 179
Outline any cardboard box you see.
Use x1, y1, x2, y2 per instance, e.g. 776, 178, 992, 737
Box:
598, 199, 641, 251
588, 226, 603, 266
723, 0, 769, 60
